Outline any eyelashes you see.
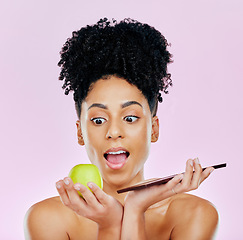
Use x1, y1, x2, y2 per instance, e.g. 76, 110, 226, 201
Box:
90, 115, 140, 125
90, 117, 106, 125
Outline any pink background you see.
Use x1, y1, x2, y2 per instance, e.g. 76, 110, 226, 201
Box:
1, 0, 242, 239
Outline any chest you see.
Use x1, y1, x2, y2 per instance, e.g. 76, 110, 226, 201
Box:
67, 209, 173, 240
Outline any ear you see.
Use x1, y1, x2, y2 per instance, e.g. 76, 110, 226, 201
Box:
76, 120, 84, 146
151, 116, 159, 143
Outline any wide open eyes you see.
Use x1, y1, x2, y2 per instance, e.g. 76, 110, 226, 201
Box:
90, 115, 139, 125
124, 116, 139, 123
90, 117, 106, 125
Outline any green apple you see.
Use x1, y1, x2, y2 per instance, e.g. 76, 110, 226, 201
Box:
68, 164, 103, 197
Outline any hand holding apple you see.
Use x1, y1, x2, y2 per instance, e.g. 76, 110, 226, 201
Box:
68, 164, 103, 197
56, 164, 123, 234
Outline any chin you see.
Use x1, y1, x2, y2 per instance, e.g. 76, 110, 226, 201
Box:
103, 167, 139, 188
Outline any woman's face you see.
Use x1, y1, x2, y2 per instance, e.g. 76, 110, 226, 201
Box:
77, 75, 159, 188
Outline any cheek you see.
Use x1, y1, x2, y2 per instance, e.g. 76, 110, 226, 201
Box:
81, 122, 101, 162
127, 121, 152, 154
133, 118, 151, 139
85, 130, 100, 152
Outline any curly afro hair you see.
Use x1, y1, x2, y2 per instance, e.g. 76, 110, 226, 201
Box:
58, 17, 173, 118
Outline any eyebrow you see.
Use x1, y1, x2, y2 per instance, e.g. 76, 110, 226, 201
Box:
88, 101, 143, 111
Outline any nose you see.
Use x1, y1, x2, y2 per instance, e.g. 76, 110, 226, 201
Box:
106, 121, 124, 140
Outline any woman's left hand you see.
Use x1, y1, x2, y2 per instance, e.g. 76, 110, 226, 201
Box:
124, 158, 214, 213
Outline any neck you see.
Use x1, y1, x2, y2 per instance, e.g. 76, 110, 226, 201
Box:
102, 169, 145, 205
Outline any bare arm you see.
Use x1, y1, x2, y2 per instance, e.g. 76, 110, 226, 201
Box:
121, 158, 215, 240
121, 174, 183, 240
121, 206, 147, 240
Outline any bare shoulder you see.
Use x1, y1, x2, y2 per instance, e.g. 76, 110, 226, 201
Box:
168, 193, 218, 215
167, 193, 219, 239
24, 196, 75, 240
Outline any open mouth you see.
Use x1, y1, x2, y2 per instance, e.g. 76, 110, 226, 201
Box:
104, 152, 130, 161
103, 150, 130, 169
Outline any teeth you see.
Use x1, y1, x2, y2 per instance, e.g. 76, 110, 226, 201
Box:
107, 150, 126, 155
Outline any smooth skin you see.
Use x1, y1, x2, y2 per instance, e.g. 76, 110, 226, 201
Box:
24, 75, 218, 240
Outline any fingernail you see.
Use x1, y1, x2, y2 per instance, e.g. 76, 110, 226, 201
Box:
195, 157, 200, 164
210, 168, 214, 173
56, 182, 61, 189
74, 185, 80, 191
87, 182, 93, 189
64, 179, 69, 185
190, 160, 193, 167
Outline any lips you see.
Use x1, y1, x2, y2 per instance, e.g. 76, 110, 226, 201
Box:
104, 147, 130, 170
104, 152, 130, 160
104, 147, 130, 154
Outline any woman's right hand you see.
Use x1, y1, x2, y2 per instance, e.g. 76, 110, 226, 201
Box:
55, 178, 123, 231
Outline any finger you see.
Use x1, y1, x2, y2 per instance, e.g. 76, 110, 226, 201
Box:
87, 182, 110, 205
190, 158, 202, 190
164, 174, 184, 195
56, 180, 71, 206
180, 159, 194, 191
63, 177, 87, 210
166, 174, 184, 188
74, 183, 100, 207
199, 167, 214, 184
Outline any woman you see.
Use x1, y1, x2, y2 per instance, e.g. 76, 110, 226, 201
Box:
24, 18, 218, 239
